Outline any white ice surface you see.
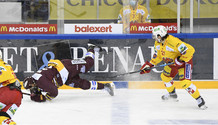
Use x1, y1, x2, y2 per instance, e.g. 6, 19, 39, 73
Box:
14, 89, 218, 125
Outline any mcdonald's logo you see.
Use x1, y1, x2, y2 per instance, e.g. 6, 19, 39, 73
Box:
49, 26, 56, 32
0, 26, 7, 32
130, 25, 137, 31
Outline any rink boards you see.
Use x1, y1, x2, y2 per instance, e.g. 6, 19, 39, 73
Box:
55, 80, 218, 89
0, 35, 217, 81
20, 80, 218, 90
1, 34, 218, 91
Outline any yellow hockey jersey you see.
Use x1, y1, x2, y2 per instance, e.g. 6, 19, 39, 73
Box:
118, 4, 150, 24
0, 60, 18, 87
150, 35, 195, 65
118, 4, 151, 32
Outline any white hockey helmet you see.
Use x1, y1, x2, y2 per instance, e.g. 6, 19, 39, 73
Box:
0, 50, 2, 59
152, 25, 167, 40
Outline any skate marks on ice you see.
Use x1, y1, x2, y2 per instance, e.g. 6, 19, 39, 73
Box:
14, 89, 218, 125
148, 119, 218, 125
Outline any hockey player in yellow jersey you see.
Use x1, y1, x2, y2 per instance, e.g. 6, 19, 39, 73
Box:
140, 25, 207, 109
117, 0, 151, 33
0, 50, 22, 125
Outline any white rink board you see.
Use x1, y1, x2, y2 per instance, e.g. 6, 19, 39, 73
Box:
214, 38, 218, 79
14, 89, 218, 125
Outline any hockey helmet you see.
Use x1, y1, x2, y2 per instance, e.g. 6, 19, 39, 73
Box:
23, 77, 35, 89
130, 0, 138, 7
152, 25, 167, 40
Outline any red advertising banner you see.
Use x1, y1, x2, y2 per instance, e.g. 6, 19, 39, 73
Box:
130, 23, 177, 34
0, 24, 57, 34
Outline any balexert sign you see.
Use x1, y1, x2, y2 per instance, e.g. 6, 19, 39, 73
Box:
0, 24, 57, 34
64, 24, 123, 34
75, 25, 112, 32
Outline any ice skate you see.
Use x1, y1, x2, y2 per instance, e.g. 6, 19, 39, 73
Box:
197, 96, 208, 110
104, 82, 115, 96
161, 93, 178, 102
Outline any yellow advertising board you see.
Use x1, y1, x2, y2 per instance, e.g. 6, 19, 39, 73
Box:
50, 0, 218, 20
50, 0, 123, 20
150, 0, 218, 19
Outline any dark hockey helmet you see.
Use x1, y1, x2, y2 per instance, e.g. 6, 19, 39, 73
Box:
23, 77, 35, 89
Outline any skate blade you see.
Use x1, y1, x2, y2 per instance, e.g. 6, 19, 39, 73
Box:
199, 105, 208, 110
162, 98, 179, 102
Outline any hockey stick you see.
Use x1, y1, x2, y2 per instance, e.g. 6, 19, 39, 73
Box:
107, 63, 174, 78
22, 92, 31, 96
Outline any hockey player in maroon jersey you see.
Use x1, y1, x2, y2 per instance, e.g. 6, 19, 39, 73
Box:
0, 50, 22, 125
23, 44, 115, 102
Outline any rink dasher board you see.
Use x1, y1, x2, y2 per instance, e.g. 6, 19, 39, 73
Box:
20, 80, 218, 89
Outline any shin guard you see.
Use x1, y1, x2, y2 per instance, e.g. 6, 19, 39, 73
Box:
181, 80, 200, 99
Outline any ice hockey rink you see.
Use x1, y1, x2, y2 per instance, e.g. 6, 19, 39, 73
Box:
14, 88, 218, 125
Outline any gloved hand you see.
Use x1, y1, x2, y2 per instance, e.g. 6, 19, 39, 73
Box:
30, 94, 46, 102
174, 57, 185, 68
30, 86, 41, 95
140, 61, 154, 74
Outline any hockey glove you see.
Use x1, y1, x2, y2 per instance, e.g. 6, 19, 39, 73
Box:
30, 86, 41, 95
140, 61, 154, 74
30, 94, 46, 102
174, 57, 185, 68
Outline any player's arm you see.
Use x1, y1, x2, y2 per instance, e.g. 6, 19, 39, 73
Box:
117, 9, 123, 24
150, 43, 162, 65
178, 42, 195, 62
30, 86, 46, 102
174, 42, 195, 67
142, 7, 151, 23
30, 86, 53, 102
0, 65, 9, 83
140, 44, 162, 74
82, 44, 102, 73
23, 77, 46, 102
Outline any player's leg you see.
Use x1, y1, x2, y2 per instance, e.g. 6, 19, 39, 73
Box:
68, 75, 115, 96
36, 76, 58, 101
0, 87, 22, 125
178, 60, 207, 109
68, 75, 103, 90
160, 65, 178, 101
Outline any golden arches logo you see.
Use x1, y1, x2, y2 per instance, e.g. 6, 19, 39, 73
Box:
130, 25, 137, 31
0, 26, 7, 32
49, 26, 56, 32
